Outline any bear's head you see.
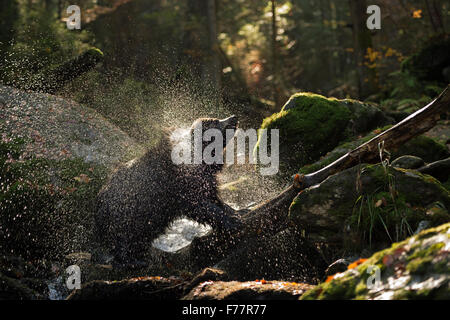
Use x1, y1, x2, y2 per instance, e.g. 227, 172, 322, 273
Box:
189, 115, 238, 171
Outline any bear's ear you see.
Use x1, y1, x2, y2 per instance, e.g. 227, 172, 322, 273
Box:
190, 118, 206, 130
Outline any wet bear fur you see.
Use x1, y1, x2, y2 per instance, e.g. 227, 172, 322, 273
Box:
95, 116, 240, 265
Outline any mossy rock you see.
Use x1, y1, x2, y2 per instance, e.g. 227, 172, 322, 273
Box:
391, 155, 425, 170
289, 163, 450, 258
300, 223, 450, 300
392, 136, 449, 163
255, 93, 392, 177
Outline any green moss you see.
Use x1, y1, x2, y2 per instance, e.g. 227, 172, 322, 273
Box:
317, 277, 358, 300
299, 287, 322, 300
406, 242, 445, 274
354, 281, 367, 295
256, 93, 352, 173
85, 47, 104, 58
415, 223, 450, 241
300, 272, 362, 300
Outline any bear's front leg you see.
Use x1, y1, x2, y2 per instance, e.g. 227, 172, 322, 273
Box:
187, 201, 243, 234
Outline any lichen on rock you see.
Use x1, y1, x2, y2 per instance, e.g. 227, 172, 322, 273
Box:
300, 223, 450, 300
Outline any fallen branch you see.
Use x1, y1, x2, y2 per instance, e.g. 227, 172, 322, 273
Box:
35, 48, 104, 94
8, 48, 104, 94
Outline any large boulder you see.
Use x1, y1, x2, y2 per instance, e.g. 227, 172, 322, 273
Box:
0, 84, 144, 167
0, 85, 144, 261
255, 93, 393, 177
300, 223, 450, 300
289, 163, 450, 259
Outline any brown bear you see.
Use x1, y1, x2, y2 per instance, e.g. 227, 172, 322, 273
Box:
95, 116, 241, 266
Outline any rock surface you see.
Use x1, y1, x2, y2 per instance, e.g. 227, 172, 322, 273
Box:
0, 85, 145, 295
183, 280, 314, 300
391, 155, 425, 169
0, 84, 144, 167
0, 272, 43, 300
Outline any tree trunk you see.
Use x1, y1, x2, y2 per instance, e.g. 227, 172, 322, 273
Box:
348, 0, 377, 99
183, 0, 221, 100
205, 0, 221, 96
271, 0, 283, 109
425, 0, 445, 34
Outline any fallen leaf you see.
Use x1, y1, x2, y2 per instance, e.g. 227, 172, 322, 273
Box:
74, 174, 91, 183
412, 9, 422, 18
383, 254, 393, 267
347, 258, 368, 270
